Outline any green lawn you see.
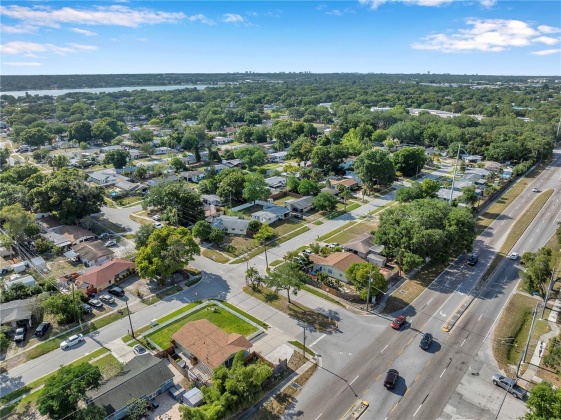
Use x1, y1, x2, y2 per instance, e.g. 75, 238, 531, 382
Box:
202, 248, 231, 263
316, 222, 357, 242
146, 304, 258, 349
158, 302, 199, 324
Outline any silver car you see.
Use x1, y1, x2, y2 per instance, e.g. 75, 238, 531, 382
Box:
60, 334, 84, 350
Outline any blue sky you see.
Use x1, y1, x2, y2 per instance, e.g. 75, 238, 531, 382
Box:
1, 1, 560, 76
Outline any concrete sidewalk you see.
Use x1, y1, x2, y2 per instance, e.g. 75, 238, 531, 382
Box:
521, 298, 560, 384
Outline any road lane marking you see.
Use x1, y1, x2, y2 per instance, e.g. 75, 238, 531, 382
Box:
390, 403, 398, 414
461, 338, 467, 347
415, 374, 420, 382
381, 344, 389, 353
478, 314, 483, 321
426, 360, 431, 367
413, 404, 423, 417
315, 414, 322, 420
349, 375, 359, 385
388, 360, 394, 367
376, 374, 381, 381
408, 338, 414, 345
440, 369, 446, 378
398, 349, 404, 355
427, 298, 433, 304
309, 334, 326, 347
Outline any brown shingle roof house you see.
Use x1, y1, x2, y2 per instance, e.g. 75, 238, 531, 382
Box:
76, 258, 135, 293
309, 252, 366, 283
172, 319, 251, 372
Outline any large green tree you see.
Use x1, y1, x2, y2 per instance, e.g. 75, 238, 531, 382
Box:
29, 169, 104, 224
103, 149, 130, 169
391, 147, 427, 177
521, 247, 553, 297
37, 363, 102, 420
312, 191, 338, 212
234, 145, 267, 169
68, 120, 92, 142
0, 203, 40, 242
375, 198, 476, 273
217, 170, 245, 205
354, 149, 396, 190
524, 381, 561, 420
136, 226, 200, 283
395, 178, 440, 202
243, 173, 271, 205
19, 127, 52, 147
192, 220, 212, 242
143, 180, 204, 226
298, 178, 320, 196
265, 262, 308, 303
345, 262, 388, 300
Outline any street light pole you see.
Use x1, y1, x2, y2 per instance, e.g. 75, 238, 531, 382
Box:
125, 299, 135, 339
542, 269, 556, 319
366, 271, 372, 312
449, 143, 461, 205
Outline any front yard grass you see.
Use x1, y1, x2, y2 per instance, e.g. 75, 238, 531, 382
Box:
301, 284, 345, 307
157, 302, 199, 324
326, 220, 377, 244
243, 286, 337, 332
220, 301, 269, 329
201, 248, 231, 263
317, 222, 357, 242
92, 217, 127, 233
146, 304, 258, 349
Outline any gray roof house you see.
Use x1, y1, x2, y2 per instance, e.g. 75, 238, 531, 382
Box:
343, 233, 384, 259
73, 241, 114, 267
89, 354, 175, 420
437, 188, 462, 201
201, 194, 223, 206
251, 205, 290, 225
211, 216, 250, 235
285, 196, 313, 213
265, 176, 286, 189
181, 170, 205, 183
88, 170, 117, 186
0, 297, 34, 328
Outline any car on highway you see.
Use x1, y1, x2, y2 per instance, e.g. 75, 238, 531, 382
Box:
419, 332, 433, 350
532, 187, 539, 193
34, 321, 51, 337
133, 344, 147, 356
105, 240, 117, 247
467, 253, 479, 266
88, 299, 103, 308
153, 222, 163, 228
384, 369, 399, 389
152, 215, 161, 221
391, 315, 406, 330
60, 334, 84, 350
492, 374, 527, 399
509, 252, 520, 260
14, 327, 26, 343
108, 287, 125, 297
99, 295, 115, 304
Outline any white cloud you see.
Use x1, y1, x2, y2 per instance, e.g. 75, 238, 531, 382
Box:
3, 61, 42, 66
532, 36, 559, 45
0, 5, 186, 28
188, 14, 215, 25
412, 19, 560, 53
359, 0, 497, 9
1, 24, 37, 34
327, 9, 344, 16
538, 25, 561, 34
71, 28, 97, 36
223, 13, 244, 23
531, 48, 561, 56
0, 41, 96, 56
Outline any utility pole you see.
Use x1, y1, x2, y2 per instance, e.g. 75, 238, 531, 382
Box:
542, 269, 556, 319
125, 299, 135, 339
302, 326, 306, 359
366, 270, 372, 312
516, 302, 540, 376
449, 143, 461, 205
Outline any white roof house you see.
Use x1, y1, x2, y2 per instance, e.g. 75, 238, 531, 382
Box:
88, 170, 117, 186
269, 151, 288, 163
251, 205, 290, 225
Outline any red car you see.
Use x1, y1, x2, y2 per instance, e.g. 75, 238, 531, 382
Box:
391, 315, 406, 330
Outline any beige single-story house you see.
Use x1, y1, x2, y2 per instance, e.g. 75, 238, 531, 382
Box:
309, 252, 366, 283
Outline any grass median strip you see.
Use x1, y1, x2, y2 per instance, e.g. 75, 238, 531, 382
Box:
479, 189, 553, 287
301, 284, 345, 307
289, 340, 316, 356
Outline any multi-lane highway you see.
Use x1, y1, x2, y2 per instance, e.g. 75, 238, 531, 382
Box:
293, 150, 561, 420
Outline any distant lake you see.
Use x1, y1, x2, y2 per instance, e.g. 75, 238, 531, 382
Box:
0, 84, 210, 98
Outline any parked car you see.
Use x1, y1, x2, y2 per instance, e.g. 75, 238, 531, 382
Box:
152, 215, 161, 221
292, 212, 304, 219
384, 369, 399, 389
133, 344, 147, 356
98, 233, 110, 239
467, 253, 479, 266
88, 299, 103, 308
327, 243, 339, 249
302, 248, 313, 255
509, 252, 519, 260
108, 287, 125, 297
81, 303, 93, 314
60, 334, 84, 350
419, 333, 433, 350
153, 222, 163, 228
104, 240, 117, 247
391, 315, 406, 330
99, 295, 115, 304
492, 374, 527, 399
35, 321, 51, 337
14, 327, 26, 343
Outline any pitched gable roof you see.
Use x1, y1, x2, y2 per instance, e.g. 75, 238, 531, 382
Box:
172, 319, 251, 369
77, 258, 134, 288
343, 233, 383, 254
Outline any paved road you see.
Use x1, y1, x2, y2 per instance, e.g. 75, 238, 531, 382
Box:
100, 204, 142, 234
291, 151, 561, 419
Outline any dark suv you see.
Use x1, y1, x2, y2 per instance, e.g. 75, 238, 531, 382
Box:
384, 369, 399, 389
419, 333, 433, 350
108, 287, 125, 297
467, 253, 479, 266
35, 322, 51, 337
